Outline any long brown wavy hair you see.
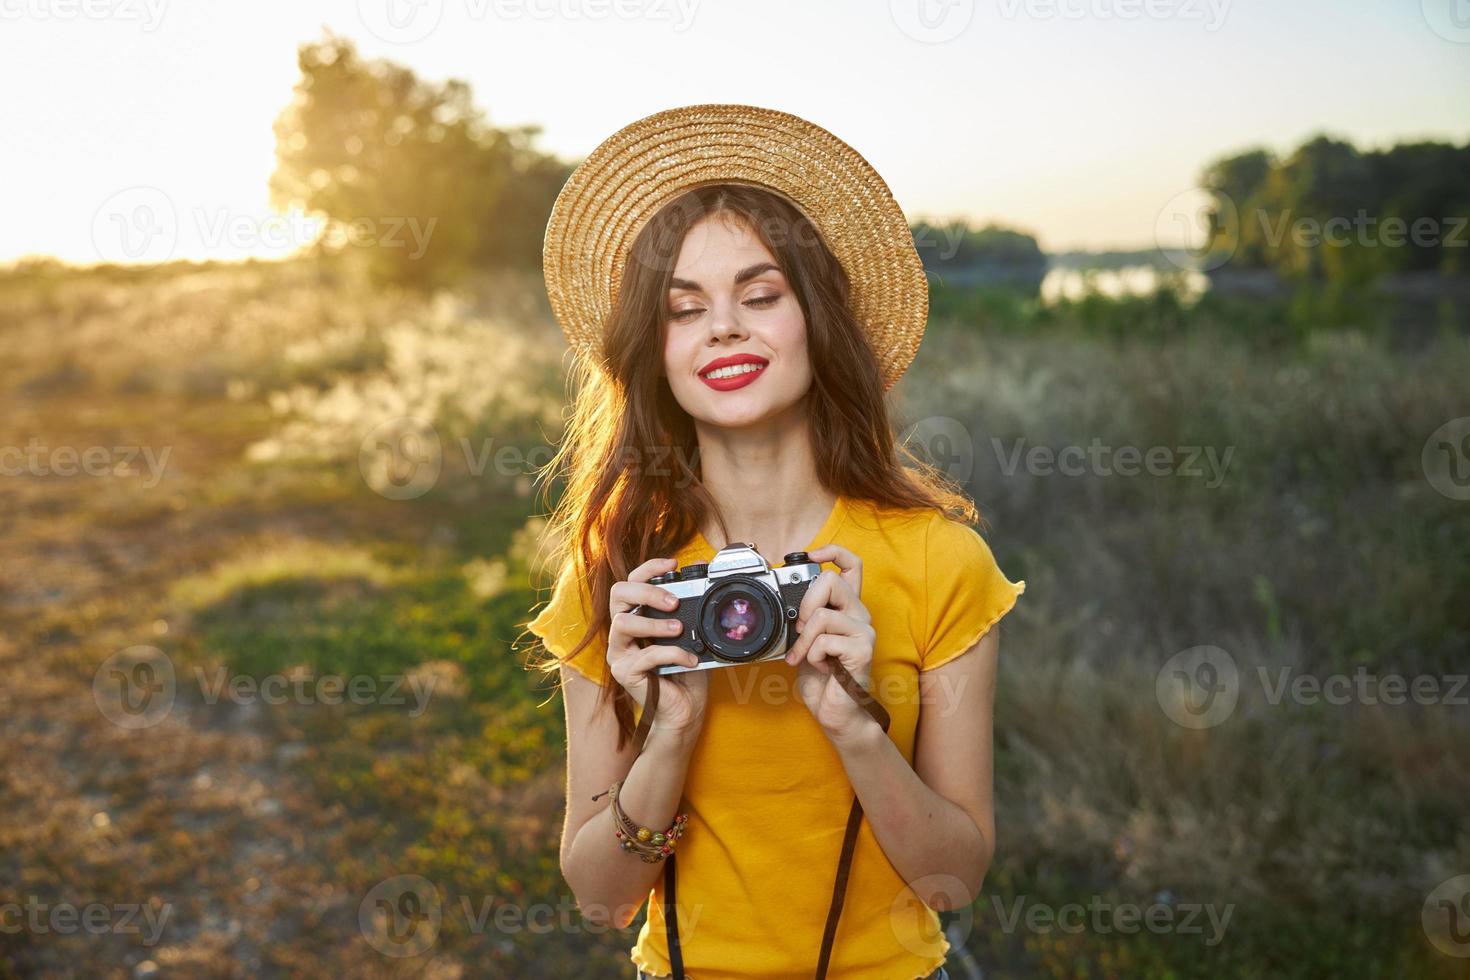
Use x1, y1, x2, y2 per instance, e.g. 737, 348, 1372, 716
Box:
530, 182, 977, 748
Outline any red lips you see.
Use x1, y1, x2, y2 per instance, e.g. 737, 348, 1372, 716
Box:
698, 353, 769, 392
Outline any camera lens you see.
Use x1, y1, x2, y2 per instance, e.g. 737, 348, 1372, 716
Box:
697, 578, 779, 663
714, 594, 760, 641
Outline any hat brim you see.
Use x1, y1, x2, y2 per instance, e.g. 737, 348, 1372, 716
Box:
542, 104, 928, 392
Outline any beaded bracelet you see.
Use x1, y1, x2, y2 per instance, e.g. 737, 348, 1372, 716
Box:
605, 779, 689, 863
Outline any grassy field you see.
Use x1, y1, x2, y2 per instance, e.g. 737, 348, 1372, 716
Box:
2, 258, 1467, 978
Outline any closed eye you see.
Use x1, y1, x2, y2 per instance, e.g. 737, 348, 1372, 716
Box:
668, 293, 782, 322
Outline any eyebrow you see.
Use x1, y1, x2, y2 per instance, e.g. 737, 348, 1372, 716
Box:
669, 262, 781, 292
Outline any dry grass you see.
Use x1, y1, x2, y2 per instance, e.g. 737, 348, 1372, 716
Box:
2, 259, 1466, 978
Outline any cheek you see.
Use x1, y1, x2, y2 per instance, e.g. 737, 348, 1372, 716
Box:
662, 327, 684, 375
663, 329, 699, 393
774, 312, 811, 378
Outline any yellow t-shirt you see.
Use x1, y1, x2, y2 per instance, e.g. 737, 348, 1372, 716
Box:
526, 494, 1025, 980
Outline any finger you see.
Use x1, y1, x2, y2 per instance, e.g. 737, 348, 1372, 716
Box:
629, 644, 701, 676
608, 558, 676, 614
796, 633, 866, 674
797, 569, 860, 624
785, 607, 863, 665
609, 611, 686, 646
628, 557, 678, 584
611, 579, 681, 616
796, 570, 836, 623
806, 544, 862, 597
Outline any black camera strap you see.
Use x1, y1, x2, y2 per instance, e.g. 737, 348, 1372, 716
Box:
628, 664, 892, 979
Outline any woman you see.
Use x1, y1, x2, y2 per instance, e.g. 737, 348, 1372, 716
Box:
526, 105, 1025, 980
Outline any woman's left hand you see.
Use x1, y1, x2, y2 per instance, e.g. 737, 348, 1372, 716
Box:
783, 544, 879, 743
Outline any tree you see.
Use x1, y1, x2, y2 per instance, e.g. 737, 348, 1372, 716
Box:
271, 34, 570, 289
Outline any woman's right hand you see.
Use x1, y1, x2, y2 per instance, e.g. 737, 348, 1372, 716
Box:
607, 557, 710, 740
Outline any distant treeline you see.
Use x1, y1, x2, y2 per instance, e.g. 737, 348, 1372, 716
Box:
270, 36, 1466, 294
271, 36, 1061, 291
1200, 136, 1470, 282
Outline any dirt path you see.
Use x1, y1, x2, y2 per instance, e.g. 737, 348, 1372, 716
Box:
0, 390, 384, 978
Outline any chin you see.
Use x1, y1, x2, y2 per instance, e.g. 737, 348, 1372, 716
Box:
691, 389, 806, 431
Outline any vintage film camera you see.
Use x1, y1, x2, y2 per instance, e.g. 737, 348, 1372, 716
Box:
633, 543, 820, 675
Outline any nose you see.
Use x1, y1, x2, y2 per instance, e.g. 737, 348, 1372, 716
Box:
706, 301, 748, 345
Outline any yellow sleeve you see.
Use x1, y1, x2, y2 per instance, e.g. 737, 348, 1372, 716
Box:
527, 560, 610, 687
920, 515, 1025, 671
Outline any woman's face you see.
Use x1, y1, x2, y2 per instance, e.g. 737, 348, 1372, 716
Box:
661, 212, 811, 430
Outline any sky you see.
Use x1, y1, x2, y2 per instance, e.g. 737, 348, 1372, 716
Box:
1, 0, 1467, 265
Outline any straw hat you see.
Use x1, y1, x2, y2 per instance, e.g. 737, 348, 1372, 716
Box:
541, 104, 929, 392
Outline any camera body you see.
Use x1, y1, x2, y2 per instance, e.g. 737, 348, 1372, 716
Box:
633, 543, 820, 675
